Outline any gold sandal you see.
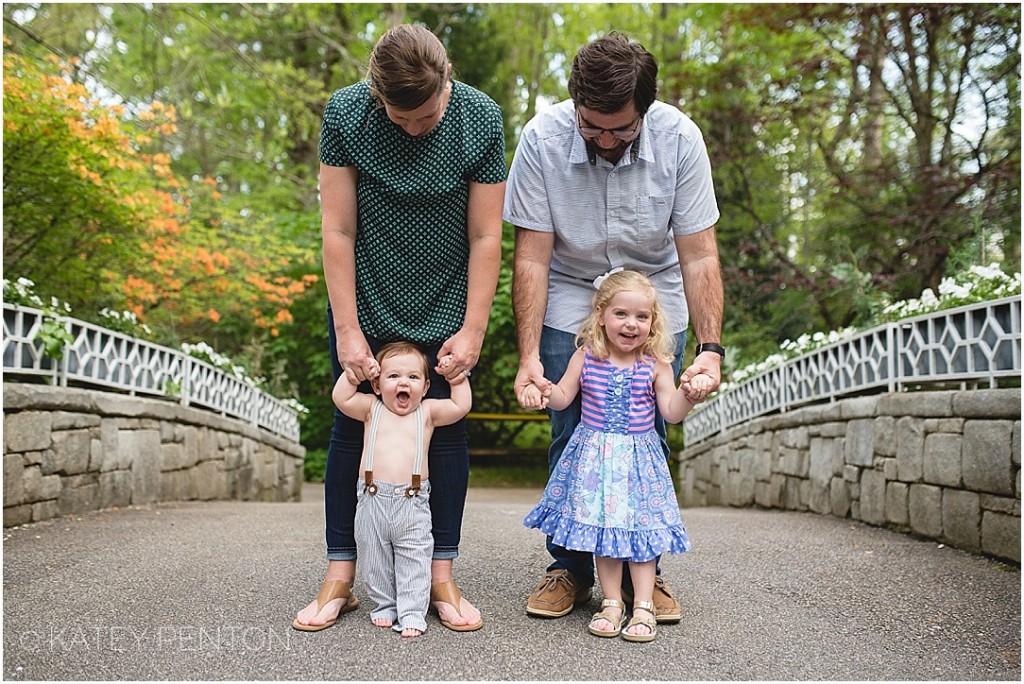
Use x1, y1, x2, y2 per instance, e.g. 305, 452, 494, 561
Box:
430, 579, 484, 632
588, 598, 625, 638
291, 579, 360, 632
621, 600, 657, 643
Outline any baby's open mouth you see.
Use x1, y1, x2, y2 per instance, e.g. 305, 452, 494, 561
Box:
396, 390, 411, 408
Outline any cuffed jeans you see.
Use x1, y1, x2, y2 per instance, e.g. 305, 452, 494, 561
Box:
325, 307, 469, 561
539, 325, 686, 588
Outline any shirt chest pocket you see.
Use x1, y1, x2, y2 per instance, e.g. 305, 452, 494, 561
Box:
638, 194, 674, 228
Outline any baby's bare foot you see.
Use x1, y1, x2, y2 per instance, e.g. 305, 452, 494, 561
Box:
372, 617, 393, 629
401, 627, 423, 638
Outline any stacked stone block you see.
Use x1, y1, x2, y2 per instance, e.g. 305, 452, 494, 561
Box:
678, 388, 1020, 563
3, 384, 305, 527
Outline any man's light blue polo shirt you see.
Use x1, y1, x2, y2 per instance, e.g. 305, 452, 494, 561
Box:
504, 99, 720, 335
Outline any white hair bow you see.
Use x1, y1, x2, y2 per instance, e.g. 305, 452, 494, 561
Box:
592, 266, 624, 290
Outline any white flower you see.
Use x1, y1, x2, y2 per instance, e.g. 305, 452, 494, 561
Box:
969, 264, 1004, 281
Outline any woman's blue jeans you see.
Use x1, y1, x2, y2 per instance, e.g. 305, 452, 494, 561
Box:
324, 308, 468, 561
539, 326, 686, 588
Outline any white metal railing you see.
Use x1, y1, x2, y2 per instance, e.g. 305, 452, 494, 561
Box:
2, 303, 301, 442
684, 295, 1022, 445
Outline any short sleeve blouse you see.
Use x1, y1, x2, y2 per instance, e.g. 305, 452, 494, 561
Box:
319, 80, 507, 344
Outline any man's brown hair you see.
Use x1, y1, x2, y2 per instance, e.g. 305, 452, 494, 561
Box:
567, 32, 658, 116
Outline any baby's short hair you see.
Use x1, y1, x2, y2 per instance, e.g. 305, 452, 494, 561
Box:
375, 341, 430, 376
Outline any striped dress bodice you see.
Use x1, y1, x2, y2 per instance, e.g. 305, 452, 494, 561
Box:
579, 350, 656, 434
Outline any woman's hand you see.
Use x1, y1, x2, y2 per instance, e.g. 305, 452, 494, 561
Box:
336, 333, 377, 384
436, 327, 484, 381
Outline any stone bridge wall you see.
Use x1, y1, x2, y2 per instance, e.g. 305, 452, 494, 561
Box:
677, 388, 1020, 563
3, 383, 305, 527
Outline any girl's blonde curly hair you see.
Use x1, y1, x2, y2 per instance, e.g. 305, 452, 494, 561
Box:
575, 270, 675, 364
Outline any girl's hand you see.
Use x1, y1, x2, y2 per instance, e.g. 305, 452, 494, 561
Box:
680, 371, 714, 402
515, 358, 552, 409
520, 383, 549, 410
679, 353, 722, 402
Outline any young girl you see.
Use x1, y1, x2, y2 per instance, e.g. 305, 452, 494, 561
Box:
520, 270, 712, 643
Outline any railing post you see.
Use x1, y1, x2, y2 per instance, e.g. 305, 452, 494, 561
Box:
181, 356, 191, 408
781, 363, 789, 413
250, 385, 258, 429
886, 322, 896, 393
1014, 297, 1022, 381
718, 393, 725, 436
58, 315, 70, 388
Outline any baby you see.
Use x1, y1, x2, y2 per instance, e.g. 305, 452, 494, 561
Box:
332, 341, 471, 637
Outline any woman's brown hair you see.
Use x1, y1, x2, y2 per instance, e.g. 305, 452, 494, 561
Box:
367, 24, 450, 110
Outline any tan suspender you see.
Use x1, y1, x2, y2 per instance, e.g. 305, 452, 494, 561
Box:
363, 400, 424, 497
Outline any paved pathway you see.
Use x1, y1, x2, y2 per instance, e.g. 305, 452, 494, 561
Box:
3, 484, 1020, 681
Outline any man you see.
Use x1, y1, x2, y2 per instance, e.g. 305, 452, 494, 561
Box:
506, 32, 725, 623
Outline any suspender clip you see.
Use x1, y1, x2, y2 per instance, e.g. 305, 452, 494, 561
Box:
405, 474, 422, 498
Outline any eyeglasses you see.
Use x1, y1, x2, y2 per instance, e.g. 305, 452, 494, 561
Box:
575, 108, 642, 141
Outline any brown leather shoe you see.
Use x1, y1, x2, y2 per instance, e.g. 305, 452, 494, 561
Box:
526, 569, 592, 618
622, 576, 682, 624
652, 576, 682, 623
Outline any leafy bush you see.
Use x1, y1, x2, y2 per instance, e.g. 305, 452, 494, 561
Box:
303, 449, 328, 483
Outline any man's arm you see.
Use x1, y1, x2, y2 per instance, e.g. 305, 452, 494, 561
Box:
321, 163, 376, 381
512, 227, 555, 405
436, 180, 505, 380
676, 226, 724, 393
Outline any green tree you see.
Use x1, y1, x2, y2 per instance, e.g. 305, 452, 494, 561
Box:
2, 43, 317, 347
5, 3, 1019, 451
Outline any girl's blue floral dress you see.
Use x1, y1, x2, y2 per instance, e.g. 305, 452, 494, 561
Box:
524, 350, 691, 562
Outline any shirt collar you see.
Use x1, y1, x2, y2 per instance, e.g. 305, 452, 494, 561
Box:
567, 115, 652, 167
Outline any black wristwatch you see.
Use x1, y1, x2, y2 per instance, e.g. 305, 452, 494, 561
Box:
695, 342, 726, 358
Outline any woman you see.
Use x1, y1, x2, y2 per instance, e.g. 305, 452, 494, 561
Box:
293, 23, 506, 632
